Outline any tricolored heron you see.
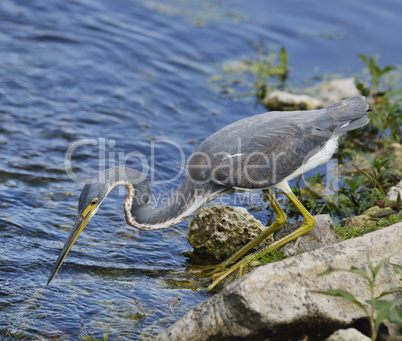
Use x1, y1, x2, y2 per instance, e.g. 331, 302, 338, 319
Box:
48, 96, 369, 289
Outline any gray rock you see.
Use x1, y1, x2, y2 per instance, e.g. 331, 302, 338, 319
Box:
381, 321, 402, 341
157, 223, 402, 341
310, 78, 360, 105
325, 328, 371, 341
263, 91, 323, 111
275, 214, 340, 256
187, 205, 274, 260
386, 179, 402, 202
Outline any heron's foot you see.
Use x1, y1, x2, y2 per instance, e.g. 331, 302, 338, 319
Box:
207, 246, 280, 290
208, 211, 316, 290
207, 187, 318, 291
188, 262, 231, 277
207, 257, 252, 290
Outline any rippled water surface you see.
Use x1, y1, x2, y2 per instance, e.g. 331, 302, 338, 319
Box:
1, 0, 401, 339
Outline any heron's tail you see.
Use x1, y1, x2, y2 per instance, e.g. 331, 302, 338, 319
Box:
327, 96, 370, 135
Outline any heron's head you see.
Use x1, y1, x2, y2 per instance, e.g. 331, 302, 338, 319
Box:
47, 181, 111, 285
47, 167, 148, 284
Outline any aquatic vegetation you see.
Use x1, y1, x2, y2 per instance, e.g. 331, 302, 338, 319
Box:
78, 330, 109, 341
210, 41, 288, 103
246, 41, 288, 103
314, 259, 402, 341
150, 1, 247, 26
133, 298, 147, 318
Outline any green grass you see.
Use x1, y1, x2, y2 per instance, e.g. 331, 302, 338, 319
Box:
259, 249, 289, 264
370, 213, 402, 229
334, 223, 366, 241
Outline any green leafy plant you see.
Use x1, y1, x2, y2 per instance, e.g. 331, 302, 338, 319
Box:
339, 176, 368, 210
349, 55, 401, 150
288, 172, 366, 219
314, 259, 402, 341
353, 154, 397, 204
378, 90, 402, 143
357, 54, 395, 103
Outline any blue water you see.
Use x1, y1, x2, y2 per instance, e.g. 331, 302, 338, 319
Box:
0, 0, 401, 339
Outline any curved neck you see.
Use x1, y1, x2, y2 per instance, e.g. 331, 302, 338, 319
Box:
128, 178, 215, 231
103, 167, 225, 231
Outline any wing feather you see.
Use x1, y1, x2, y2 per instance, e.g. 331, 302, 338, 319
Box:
187, 97, 368, 189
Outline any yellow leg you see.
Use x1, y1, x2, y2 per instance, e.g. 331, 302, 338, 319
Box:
205, 189, 285, 281
208, 189, 316, 290
214, 189, 286, 271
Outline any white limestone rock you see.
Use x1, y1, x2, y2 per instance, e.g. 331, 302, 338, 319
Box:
386, 179, 402, 202
263, 90, 324, 111
311, 78, 360, 105
325, 328, 371, 341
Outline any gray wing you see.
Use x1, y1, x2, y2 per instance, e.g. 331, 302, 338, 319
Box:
187, 96, 368, 190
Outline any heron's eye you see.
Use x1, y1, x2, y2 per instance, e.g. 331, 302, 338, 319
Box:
91, 198, 98, 206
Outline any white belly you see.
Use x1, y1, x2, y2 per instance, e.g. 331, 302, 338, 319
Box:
233, 137, 339, 194
282, 136, 339, 183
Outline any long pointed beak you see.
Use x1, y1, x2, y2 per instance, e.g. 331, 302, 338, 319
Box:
47, 211, 93, 285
